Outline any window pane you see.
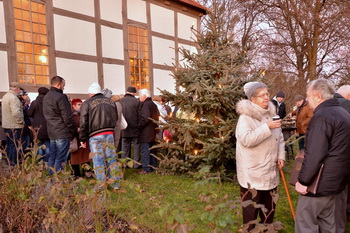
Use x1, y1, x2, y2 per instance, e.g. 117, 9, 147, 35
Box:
22, 0, 30, 10
22, 10, 30, 21
16, 30, 24, 40
14, 0, 21, 8
24, 42, 32, 53
14, 9, 22, 19
32, 13, 39, 23
31, 2, 38, 12
15, 19, 23, 30
23, 31, 32, 42
39, 14, 46, 24
25, 54, 33, 63
33, 23, 40, 33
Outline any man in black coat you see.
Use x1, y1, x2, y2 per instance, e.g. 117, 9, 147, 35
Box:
333, 84, 350, 232
295, 79, 350, 233
271, 90, 286, 119
120, 86, 141, 168
138, 89, 159, 174
43, 76, 76, 175
27, 87, 50, 163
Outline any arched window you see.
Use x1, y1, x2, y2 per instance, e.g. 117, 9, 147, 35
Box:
128, 25, 150, 90
14, 0, 49, 85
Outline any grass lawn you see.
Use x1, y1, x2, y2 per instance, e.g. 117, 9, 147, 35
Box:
108, 159, 307, 232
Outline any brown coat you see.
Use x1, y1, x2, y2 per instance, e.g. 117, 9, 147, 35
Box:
295, 101, 313, 135
70, 110, 91, 165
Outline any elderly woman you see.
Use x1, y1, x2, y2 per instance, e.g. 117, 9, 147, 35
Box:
235, 82, 285, 231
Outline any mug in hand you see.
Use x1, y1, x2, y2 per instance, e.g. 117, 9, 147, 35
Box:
272, 116, 280, 121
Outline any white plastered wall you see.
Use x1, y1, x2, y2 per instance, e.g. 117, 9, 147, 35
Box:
0, 2, 6, 43
153, 69, 174, 95
0, 51, 9, 92
56, 58, 98, 94
150, 4, 174, 36
103, 64, 125, 95
54, 15, 96, 56
152, 37, 175, 66
101, 26, 123, 60
177, 13, 197, 41
100, 0, 122, 24
53, 0, 95, 16
127, 0, 146, 23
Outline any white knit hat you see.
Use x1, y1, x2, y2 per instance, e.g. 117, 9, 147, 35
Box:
243, 81, 267, 100
88, 82, 101, 94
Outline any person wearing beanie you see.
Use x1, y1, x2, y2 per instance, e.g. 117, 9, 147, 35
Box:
119, 86, 141, 168
43, 76, 77, 175
271, 90, 287, 119
80, 83, 121, 190
27, 87, 51, 167
235, 81, 285, 231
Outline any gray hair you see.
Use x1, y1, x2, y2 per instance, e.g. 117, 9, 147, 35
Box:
307, 79, 335, 100
337, 85, 350, 97
139, 89, 151, 98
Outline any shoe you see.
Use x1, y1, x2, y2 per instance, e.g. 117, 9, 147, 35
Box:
137, 170, 148, 175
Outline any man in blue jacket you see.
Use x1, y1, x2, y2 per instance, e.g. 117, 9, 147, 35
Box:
295, 79, 350, 233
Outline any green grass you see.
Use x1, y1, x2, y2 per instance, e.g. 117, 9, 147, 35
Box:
108, 160, 299, 232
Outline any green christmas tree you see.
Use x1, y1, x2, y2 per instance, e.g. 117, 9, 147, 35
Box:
156, 2, 249, 179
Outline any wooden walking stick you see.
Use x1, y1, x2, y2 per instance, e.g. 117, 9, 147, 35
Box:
280, 168, 296, 220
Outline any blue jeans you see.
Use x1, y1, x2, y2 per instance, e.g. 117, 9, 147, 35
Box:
141, 142, 157, 173
38, 140, 50, 162
48, 138, 70, 175
89, 134, 121, 188
4, 128, 24, 166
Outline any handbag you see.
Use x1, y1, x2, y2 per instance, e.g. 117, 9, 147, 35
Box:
69, 137, 78, 153
120, 113, 128, 130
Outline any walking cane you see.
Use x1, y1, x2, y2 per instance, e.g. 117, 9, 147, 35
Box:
280, 168, 296, 221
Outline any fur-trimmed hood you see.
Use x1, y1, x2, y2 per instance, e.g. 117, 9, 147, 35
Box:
236, 99, 276, 121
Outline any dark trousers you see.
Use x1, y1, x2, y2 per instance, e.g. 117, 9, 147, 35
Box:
4, 128, 24, 166
298, 134, 305, 151
240, 186, 277, 231
140, 142, 157, 173
121, 137, 141, 167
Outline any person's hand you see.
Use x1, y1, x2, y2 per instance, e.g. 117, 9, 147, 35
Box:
80, 142, 86, 148
295, 182, 308, 195
267, 120, 282, 129
277, 159, 285, 169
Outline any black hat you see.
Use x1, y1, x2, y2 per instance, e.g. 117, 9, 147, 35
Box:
276, 90, 285, 98
38, 87, 49, 95
126, 86, 137, 93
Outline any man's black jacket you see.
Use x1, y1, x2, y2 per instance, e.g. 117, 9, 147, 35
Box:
80, 93, 117, 141
43, 87, 76, 140
299, 98, 350, 197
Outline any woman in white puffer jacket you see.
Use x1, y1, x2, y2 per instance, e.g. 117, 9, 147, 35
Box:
235, 81, 285, 231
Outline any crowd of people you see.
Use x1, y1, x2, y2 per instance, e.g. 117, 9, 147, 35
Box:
0, 76, 173, 190
1, 76, 350, 232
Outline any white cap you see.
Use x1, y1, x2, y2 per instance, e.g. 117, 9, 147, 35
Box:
88, 82, 101, 94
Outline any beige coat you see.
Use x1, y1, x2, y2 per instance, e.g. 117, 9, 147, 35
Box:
1, 90, 24, 129
235, 100, 285, 190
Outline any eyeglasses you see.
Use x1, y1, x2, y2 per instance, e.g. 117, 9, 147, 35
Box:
254, 93, 270, 98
